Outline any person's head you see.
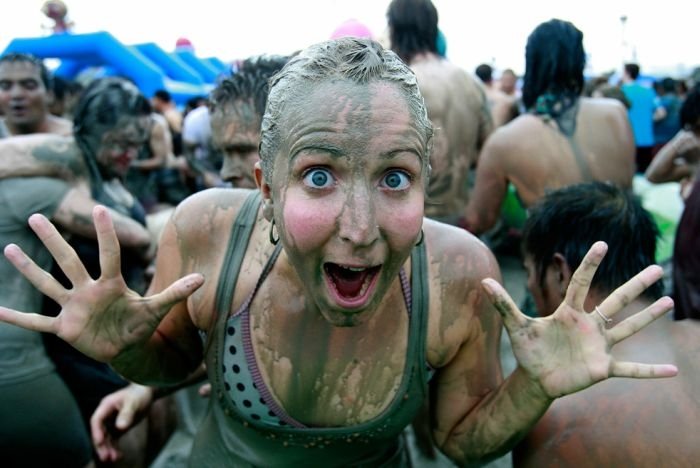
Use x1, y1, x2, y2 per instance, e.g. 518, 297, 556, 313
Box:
623, 63, 640, 81
522, 182, 662, 317
72, 77, 152, 180
151, 89, 173, 112
660, 77, 676, 95
475, 64, 493, 85
0, 53, 54, 134
258, 37, 433, 326
386, 0, 439, 63
499, 69, 518, 95
522, 19, 585, 110
208, 55, 289, 189
680, 84, 700, 131
184, 95, 207, 116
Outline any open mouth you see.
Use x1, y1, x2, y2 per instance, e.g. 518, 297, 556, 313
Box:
324, 263, 381, 309
9, 104, 27, 116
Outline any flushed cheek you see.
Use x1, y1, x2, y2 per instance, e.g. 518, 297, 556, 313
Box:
282, 198, 339, 252
380, 201, 423, 248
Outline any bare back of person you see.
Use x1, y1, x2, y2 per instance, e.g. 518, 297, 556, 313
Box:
514, 310, 700, 467
466, 97, 634, 231
409, 53, 492, 222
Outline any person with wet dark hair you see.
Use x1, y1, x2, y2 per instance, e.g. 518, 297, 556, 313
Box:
0, 76, 153, 466
514, 181, 699, 466
0, 52, 72, 136
387, 0, 493, 225
208, 54, 290, 189
464, 19, 634, 236
0, 38, 677, 467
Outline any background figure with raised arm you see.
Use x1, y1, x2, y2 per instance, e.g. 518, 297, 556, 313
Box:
514, 181, 699, 467
646, 83, 700, 199
646, 84, 700, 320
0, 52, 72, 137
387, 0, 493, 225
464, 19, 635, 237
0, 38, 678, 468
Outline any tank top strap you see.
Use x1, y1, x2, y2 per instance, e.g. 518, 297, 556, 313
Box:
408, 239, 430, 385
231, 242, 283, 318
213, 190, 262, 317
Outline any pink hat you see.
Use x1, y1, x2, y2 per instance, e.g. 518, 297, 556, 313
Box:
330, 19, 373, 40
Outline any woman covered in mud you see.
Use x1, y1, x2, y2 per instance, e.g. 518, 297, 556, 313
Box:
0, 38, 677, 467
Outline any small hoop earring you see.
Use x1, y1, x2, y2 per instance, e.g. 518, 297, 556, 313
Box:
415, 229, 424, 246
269, 219, 279, 245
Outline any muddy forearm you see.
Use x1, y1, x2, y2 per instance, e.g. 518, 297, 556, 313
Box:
441, 367, 553, 466
111, 329, 202, 386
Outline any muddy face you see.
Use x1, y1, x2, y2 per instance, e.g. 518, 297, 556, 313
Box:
95, 115, 151, 178
0, 61, 50, 132
267, 79, 427, 326
211, 100, 261, 189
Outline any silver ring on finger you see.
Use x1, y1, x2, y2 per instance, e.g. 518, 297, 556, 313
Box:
594, 305, 613, 324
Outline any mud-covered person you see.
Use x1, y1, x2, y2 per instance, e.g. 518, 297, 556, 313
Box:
0, 38, 678, 467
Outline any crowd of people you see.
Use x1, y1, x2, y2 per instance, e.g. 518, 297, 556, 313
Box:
0, 0, 697, 467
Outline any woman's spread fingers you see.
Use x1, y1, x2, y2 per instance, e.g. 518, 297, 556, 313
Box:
610, 360, 678, 379
481, 278, 528, 330
565, 241, 607, 310
4, 243, 67, 303
28, 213, 91, 285
94, 206, 122, 279
597, 265, 664, 320
0, 306, 56, 333
608, 296, 674, 344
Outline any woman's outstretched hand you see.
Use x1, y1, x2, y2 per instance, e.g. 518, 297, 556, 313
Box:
0, 205, 204, 363
481, 241, 677, 399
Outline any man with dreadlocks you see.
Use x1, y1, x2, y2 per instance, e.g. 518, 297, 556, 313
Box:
0, 76, 153, 466
463, 19, 635, 236
88, 55, 290, 467
387, 0, 493, 225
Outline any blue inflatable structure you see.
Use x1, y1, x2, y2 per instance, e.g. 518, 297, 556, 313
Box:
2, 31, 229, 105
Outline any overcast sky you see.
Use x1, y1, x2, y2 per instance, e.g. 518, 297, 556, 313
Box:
1, 0, 696, 78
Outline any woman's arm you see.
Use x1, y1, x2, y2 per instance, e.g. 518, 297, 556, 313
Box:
433, 241, 676, 466
646, 130, 700, 183
0, 205, 204, 384
54, 184, 152, 249
0, 134, 86, 180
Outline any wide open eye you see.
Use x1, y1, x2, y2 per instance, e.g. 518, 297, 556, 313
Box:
303, 168, 335, 189
380, 170, 411, 190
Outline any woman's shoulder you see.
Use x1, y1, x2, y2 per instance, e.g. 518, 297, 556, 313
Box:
423, 218, 500, 281
170, 188, 259, 239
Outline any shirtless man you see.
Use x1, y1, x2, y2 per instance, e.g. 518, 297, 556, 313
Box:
464, 19, 634, 235
514, 182, 699, 467
387, 0, 493, 224
0, 52, 72, 137
475, 63, 519, 128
